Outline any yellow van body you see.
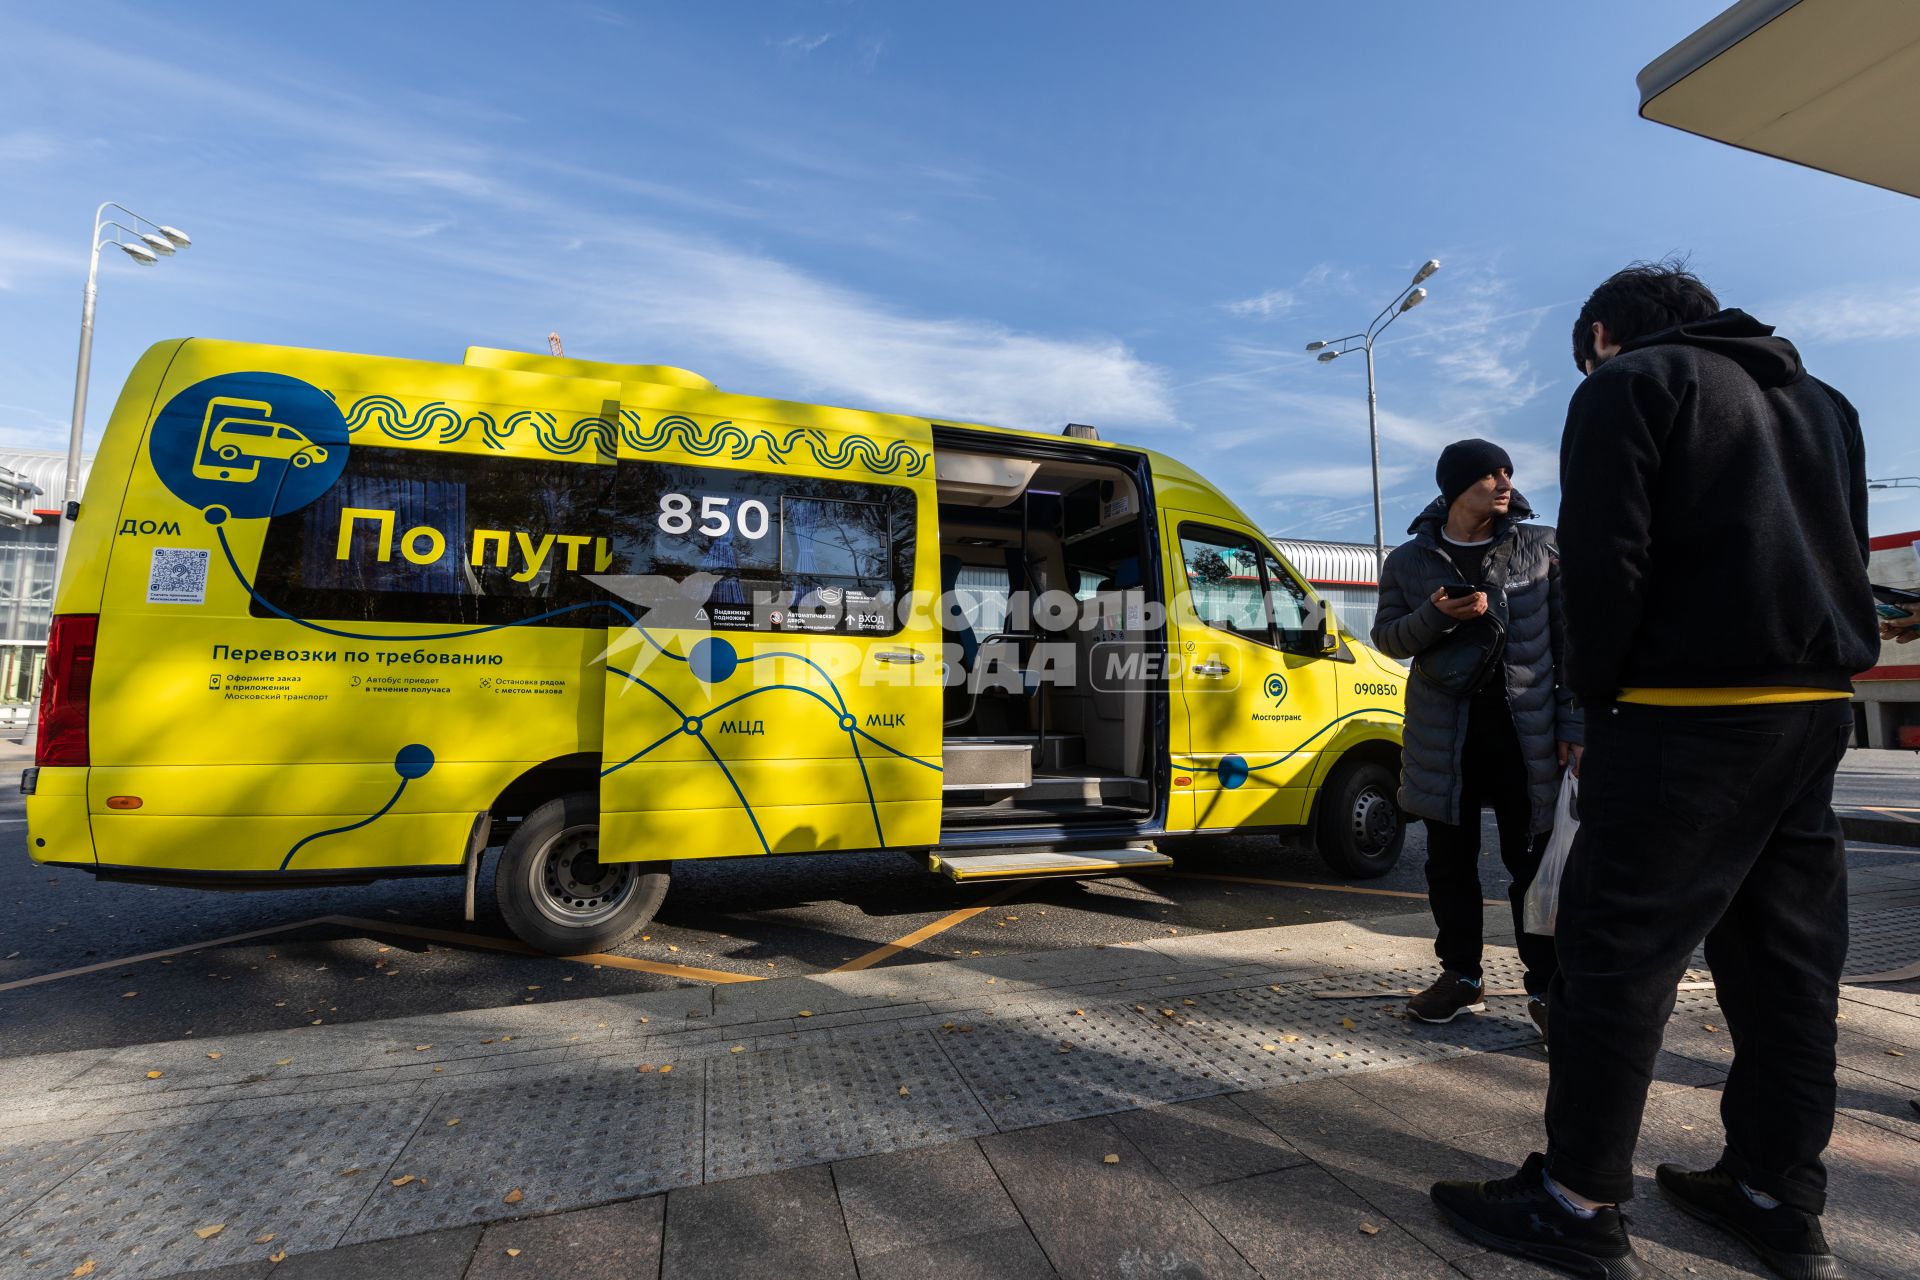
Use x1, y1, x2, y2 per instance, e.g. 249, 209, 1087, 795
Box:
26, 338, 1406, 952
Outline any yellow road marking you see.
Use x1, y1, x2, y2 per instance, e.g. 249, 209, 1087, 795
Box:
832, 885, 1025, 973
0, 913, 762, 993
1157, 870, 1504, 908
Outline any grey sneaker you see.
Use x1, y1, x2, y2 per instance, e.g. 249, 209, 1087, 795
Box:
1408, 973, 1486, 1023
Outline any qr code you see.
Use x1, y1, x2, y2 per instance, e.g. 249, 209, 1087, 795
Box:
147, 547, 210, 605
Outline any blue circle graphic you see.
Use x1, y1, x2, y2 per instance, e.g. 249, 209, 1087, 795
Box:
1263, 673, 1288, 702
839, 714, 857, 732
394, 744, 435, 779
1218, 755, 1250, 790
689, 636, 738, 684
148, 372, 349, 519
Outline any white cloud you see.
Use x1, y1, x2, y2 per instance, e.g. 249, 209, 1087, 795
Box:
0, 130, 60, 164
1767, 286, 1920, 344
1222, 288, 1298, 319
577, 233, 1180, 431
776, 33, 834, 53
0, 230, 76, 290
1256, 462, 1413, 498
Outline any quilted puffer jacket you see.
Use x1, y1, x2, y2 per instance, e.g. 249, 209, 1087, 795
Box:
1370, 494, 1581, 833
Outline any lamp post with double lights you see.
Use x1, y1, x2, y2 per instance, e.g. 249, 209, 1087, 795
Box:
1306, 258, 1439, 572
27, 203, 192, 748
62, 203, 192, 564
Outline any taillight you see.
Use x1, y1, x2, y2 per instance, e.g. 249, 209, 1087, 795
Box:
36, 614, 97, 768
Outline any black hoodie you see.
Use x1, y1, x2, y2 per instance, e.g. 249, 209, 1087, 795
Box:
1556, 308, 1877, 701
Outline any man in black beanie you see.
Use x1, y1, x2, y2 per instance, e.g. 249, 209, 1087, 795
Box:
1429, 262, 1876, 1280
1371, 439, 1579, 1032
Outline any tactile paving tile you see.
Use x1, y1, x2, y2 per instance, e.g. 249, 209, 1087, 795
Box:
705, 1031, 989, 1179
343, 1062, 704, 1244
1843, 909, 1920, 978
0, 1096, 427, 1280
0, 1135, 109, 1235
931, 1005, 1226, 1130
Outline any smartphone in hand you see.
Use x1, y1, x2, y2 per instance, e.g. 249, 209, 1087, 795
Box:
1442, 583, 1480, 600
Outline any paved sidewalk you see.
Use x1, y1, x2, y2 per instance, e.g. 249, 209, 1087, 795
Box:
1834, 747, 1920, 847
0, 864, 1914, 1280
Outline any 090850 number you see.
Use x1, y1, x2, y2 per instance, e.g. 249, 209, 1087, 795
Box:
658, 492, 770, 540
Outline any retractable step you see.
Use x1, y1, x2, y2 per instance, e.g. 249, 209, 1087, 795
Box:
925, 845, 1171, 882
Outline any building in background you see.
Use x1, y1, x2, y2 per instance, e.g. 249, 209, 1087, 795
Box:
1270, 538, 1382, 646
1860, 530, 1920, 749
0, 450, 90, 723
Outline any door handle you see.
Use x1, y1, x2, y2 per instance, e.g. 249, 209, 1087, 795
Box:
1192, 659, 1231, 678
874, 650, 926, 665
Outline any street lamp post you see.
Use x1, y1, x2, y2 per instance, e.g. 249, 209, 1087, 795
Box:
60, 203, 192, 567
26, 203, 191, 748
1306, 259, 1439, 573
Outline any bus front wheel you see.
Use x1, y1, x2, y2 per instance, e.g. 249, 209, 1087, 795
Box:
1315, 759, 1405, 879
495, 791, 668, 955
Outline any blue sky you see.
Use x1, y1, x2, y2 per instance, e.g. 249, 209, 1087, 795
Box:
4, 0, 1918, 539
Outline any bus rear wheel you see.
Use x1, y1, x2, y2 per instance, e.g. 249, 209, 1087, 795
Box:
1315, 759, 1405, 879
495, 791, 668, 955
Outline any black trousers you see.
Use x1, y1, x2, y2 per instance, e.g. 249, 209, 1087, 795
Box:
1545, 699, 1853, 1212
1422, 697, 1558, 995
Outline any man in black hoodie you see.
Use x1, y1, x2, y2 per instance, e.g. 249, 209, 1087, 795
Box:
1431, 263, 1877, 1280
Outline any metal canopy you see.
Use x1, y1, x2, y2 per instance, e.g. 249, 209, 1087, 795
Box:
1638, 0, 1920, 198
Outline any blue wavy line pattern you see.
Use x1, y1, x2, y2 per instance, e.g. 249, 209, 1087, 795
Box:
336, 395, 930, 476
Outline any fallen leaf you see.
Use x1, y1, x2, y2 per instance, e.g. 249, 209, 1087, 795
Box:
1261, 1044, 1278, 1052
206, 1052, 222, 1060
503, 1188, 524, 1205
194, 1224, 225, 1240
414, 1044, 432, 1051
1134, 1005, 1147, 1013
338, 1167, 362, 1177
270, 1251, 286, 1264
1359, 1223, 1381, 1236
636, 1064, 655, 1072
985, 977, 996, 984
145, 1071, 164, 1080
729, 1045, 745, 1054
274, 1059, 292, 1067
898, 1085, 911, 1097
390, 1175, 416, 1187
505, 1248, 522, 1257
1182, 998, 1196, 1007
667, 945, 679, 952
121, 991, 136, 999
1890, 1050, 1906, 1058
1072, 1009, 1085, 1017
72, 1260, 96, 1277
1342, 1017, 1356, 1031
526, 985, 540, 991
658, 1064, 673, 1073
798, 1010, 813, 1017
1102, 1153, 1120, 1164
447, 1117, 462, 1126
1704, 1024, 1719, 1033
255, 1234, 275, 1245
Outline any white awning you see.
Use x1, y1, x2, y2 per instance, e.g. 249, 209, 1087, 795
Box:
1638, 0, 1920, 198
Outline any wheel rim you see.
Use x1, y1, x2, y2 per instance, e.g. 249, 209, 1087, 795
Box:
526, 823, 638, 927
1348, 784, 1400, 857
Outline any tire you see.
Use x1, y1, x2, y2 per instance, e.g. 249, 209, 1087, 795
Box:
217, 445, 240, 461
291, 452, 312, 468
1315, 758, 1405, 878
495, 791, 668, 954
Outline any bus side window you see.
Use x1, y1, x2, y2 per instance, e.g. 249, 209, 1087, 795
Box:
1178, 526, 1274, 646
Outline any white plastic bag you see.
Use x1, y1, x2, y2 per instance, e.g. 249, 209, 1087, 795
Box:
1523, 771, 1579, 936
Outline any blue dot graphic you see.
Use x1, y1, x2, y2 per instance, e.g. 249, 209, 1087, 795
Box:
683, 716, 703, 735
1218, 755, 1249, 790
690, 636, 738, 684
394, 744, 435, 779
203, 505, 229, 526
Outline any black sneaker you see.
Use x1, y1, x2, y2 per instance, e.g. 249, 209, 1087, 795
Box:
1656, 1164, 1843, 1280
1431, 1152, 1643, 1279
1529, 995, 1549, 1044
1407, 973, 1486, 1023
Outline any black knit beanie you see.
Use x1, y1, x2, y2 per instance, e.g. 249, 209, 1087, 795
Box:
1436, 439, 1513, 506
